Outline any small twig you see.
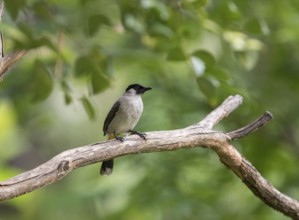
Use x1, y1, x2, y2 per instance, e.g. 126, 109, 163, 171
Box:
0, 0, 4, 22
0, 32, 3, 58
0, 51, 27, 79
54, 31, 64, 78
227, 111, 273, 140
0, 0, 27, 79
0, 0, 4, 58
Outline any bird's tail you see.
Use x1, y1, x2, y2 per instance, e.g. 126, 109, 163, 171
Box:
100, 134, 115, 175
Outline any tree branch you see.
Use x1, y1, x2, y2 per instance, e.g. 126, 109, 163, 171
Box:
0, 51, 28, 79
227, 111, 273, 140
0, 95, 298, 219
0, 0, 27, 79
196, 94, 243, 130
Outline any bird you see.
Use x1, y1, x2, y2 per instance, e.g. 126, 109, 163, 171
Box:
100, 83, 152, 175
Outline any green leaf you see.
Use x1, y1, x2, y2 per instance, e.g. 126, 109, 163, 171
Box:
13, 23, 34, 49
13, 24, 57, 51
80, 0, 97, 5
61, 81, 72, 105
88, 47, 106, 61
192, 50, 216, 67
35, 37, 58, 52
205, 67, 230, 83
244, 18, 270, 35
61, 81, 72, 93
18, 23, 36, 38
81, 96, 95, 119
148, 24, 174, 39
91, 71, 110, 94
64, 93, 72, 105
74, 56, 94, 77
32, 2, 52, 21
5, 0, 26, 20
31, 61, 53, 102
194, 0, 209, 7
196, 76, 217, 106
75, 53, 110, 93
166, 47, 186, 61
234, 51, 259, 71
88, 14, 110, 36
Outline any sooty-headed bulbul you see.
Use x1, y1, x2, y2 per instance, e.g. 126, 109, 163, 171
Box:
100, 84, 152, 175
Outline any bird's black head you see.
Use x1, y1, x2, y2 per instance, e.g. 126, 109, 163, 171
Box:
126, 84, 152, 95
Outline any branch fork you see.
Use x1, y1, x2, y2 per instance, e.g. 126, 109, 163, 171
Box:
0, 94, 298, 219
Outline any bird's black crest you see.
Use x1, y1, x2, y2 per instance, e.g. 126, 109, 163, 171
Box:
126, 84, 143, 92
126, 84, 152, 94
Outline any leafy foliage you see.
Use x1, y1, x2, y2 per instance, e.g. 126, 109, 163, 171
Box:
1, 0, 299, 219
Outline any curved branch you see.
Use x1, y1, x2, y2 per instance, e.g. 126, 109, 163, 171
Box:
197, 94, 243, 130
213, 144, 299, 219
0, 95, 298, 219
227, 111, 273, 140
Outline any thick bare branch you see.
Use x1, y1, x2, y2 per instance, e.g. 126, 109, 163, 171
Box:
0, 95, 298, 219
196, 94, 243, 130
213, 143, 299, 219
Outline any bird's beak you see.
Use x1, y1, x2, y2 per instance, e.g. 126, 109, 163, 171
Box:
143, 87, 152, 93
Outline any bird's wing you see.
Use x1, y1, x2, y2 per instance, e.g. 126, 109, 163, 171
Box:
103, 100, 121, 135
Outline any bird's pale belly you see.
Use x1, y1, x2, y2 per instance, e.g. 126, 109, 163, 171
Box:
107, 96, 143, 134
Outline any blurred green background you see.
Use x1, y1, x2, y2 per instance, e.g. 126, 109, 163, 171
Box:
1, 0, 299, 219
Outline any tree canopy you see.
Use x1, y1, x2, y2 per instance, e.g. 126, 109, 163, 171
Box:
0, 0, 299, 219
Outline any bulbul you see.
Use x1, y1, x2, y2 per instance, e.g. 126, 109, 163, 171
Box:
100, 83, 152, 175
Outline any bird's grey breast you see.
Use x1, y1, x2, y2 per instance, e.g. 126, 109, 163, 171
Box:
107, 95, 143, 134
119, 95, 143, 123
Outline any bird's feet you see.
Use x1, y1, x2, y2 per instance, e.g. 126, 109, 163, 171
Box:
115, 135, 124, 142
129, 130, 146, 140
